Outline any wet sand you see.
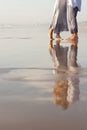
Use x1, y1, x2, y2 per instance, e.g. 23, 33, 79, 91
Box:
0, 23, 87, 130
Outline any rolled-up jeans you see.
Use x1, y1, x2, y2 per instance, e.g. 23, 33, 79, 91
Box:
68, 6, 79, 34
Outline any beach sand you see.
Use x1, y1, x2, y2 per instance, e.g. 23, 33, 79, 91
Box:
0, 23, 87, 130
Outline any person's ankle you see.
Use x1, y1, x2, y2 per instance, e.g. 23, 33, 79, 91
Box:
67, 33, 78, 40
56, 34, 63, 40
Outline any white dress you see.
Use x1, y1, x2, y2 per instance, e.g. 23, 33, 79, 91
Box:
50, 0, 68, 34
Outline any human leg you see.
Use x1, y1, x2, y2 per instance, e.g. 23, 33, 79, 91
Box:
48, 27, 53, 40
56, 33, 63, 40
67, 6, 78, 40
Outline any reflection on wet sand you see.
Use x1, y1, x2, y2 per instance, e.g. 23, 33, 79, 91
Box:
48, 39, 80, 110
48, 39, 68, 73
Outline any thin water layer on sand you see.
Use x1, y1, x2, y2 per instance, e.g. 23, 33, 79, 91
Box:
0, 24, 87, 130
0, 66, 87, 130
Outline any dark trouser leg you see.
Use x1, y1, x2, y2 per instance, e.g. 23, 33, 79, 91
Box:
68, 6, 78, 34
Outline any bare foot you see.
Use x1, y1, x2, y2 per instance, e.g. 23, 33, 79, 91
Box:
56, 34, 63, 40
67, 33, 78, 40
